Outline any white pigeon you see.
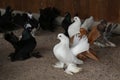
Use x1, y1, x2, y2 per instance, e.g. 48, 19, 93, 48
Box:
71, 34, 89, 56
81, 16, 94, 30
53, 33, 83, 75
68, 16, 81, 38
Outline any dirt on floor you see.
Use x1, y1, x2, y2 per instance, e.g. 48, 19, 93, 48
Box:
0, 27, 120, 80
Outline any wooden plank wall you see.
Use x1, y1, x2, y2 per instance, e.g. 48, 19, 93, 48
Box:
0, 0, 120, 23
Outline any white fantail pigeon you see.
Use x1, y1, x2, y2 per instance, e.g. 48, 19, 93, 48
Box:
81, 16, 94, 31
53, 33, 83, 75
68, 16, 81, 38
67, 16, 98, 61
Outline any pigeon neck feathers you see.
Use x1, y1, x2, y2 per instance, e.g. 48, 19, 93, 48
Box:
21, 23, 33, 41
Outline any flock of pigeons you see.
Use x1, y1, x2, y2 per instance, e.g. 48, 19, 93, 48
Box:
0, 6, 60, 61
53, 12, 118, 75
0, 6, 118, 75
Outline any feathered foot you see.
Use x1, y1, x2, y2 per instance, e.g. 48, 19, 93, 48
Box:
106, 41, 116, 47
65, 64, 82, 75
53, 62, 64, 68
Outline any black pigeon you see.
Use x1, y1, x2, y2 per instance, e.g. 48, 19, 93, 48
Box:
0, 6, 18, 32
4, 23, 41, 62
27, 12, 39, 29
12, 12, 39, 32
61, 12, 72, 37
12, 13, 28, 27
39, 7, 60, 32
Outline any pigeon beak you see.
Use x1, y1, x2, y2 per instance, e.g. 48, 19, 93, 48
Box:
71, 18, 75, 23
57, 36, 59, 39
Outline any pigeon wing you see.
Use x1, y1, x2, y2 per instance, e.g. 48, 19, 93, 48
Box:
71, 35, 89, 56
81, 16, 94, 30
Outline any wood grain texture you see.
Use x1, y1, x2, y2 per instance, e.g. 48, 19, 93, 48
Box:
0, 0, 120, 22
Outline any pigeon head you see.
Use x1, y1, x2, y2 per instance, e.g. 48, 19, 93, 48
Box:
64, 12, 71, 22
24, 23, 32, 32
57, 33, 69, 42
57, 33, 65, 39
73, 16, 81, 23
97, 19, 107, 33
65, 12, 71, 18
5, 6, 13, 13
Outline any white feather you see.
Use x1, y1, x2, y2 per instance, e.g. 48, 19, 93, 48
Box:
65, 64, 82, 75
81, 16, 94, 30
71, 34, 80, 47
68, 16, 81, 38
71, 35, 89, 56
53, 33, 84, 75
24, 23, 32, 29
53, 33, 83, 65
27, 13, 33, 19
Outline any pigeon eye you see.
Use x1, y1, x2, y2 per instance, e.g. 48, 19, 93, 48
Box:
74, 17, 77, 21
75, 18, 78, 20
59, 35, 61, 37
